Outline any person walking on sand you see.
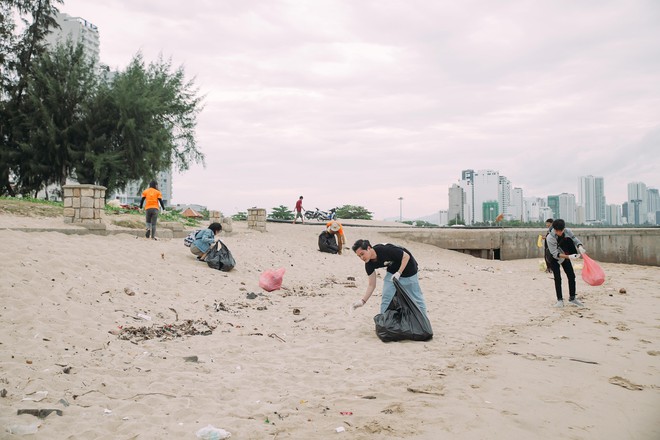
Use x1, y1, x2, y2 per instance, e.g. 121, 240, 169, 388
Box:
351, 239, 427, 315
542, 218, 553, 273
546, 219, 587, 308
292, 196, 305, 224
139, 180, 165, 240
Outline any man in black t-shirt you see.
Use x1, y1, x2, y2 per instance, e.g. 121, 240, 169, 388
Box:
351, 239, 427, 315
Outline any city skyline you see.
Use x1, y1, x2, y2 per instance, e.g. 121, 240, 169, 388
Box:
55, 1, 660, 219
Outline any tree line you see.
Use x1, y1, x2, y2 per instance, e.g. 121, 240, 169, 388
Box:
0, 0, 204, 198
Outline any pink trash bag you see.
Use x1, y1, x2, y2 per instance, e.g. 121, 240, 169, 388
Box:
259, 268, 286, 292
581, 254, 605, 286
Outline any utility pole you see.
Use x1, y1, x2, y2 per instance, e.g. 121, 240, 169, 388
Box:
398, 197, 403, 222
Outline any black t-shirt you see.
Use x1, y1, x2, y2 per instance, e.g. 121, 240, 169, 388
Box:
364, 244, 418, 277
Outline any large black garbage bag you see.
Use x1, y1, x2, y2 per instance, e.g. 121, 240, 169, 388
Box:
318, 231, 338, 254
206, 241, 236, 272
374, 278, 433, 342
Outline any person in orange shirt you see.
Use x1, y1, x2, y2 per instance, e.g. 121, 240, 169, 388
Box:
139, 180, 165, 240
326, 220, 345, 254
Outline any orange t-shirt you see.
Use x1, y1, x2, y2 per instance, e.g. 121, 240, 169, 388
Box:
326, 221, 344, 237
142, 187, 162, 210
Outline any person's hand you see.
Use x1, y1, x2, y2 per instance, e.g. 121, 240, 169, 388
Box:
569, 254, 581, 260
392, 272, 401, 280
578, 245, 587, 255
352, 299, 364, 309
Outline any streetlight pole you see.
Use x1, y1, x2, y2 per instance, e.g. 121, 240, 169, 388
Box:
398, 197, 403, 222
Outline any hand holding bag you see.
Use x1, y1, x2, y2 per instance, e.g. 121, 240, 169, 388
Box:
205, 241, 236, 272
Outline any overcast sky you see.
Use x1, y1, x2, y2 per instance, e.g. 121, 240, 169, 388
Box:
61, 0, 659, 219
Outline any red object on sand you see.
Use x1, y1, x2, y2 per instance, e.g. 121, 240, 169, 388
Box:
582, 254, 605, 286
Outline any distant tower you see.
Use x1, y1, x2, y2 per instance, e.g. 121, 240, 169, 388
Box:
578, 175, 606, 224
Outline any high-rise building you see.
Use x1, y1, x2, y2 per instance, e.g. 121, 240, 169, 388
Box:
548, 193, 576, 223
448, 183, 465, 225
606, 204, 622, 226
509, 187, 524, 222
45, 12, 100, 63
648, 188, 659, 225
498, 176, 511, 220
472, 170, 499, 223
627, 182, 648, 225
482, 201, 499, 223
578, 175, 606, 224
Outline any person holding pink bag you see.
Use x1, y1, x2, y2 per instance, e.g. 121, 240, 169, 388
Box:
545, 219, 587, 308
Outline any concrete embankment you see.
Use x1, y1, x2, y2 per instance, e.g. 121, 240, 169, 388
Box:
383, 228, 660, 267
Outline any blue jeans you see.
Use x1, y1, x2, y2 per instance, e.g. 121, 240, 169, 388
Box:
381, 273, 427, 315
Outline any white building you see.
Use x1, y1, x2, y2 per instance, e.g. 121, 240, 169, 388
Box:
627, 182, 648, 225
578, 175, 606, 223
472, 169, 499, 223
109, 171, 173, 207
509, 187, 524, 222
448, 183, 465, 224
498, 176, 512, 220
45, 12, 100, 63
606, 204, 623, 226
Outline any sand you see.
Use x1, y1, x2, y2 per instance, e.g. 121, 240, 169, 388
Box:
0, 215, 658, 439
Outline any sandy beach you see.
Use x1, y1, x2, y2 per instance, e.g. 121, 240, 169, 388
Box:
1, 214, 658, 439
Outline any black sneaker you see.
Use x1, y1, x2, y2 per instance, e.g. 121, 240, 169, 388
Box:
145, 229, 150, 238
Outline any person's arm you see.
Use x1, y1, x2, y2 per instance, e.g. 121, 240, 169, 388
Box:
361, 272, 377, 304
139, 196, 146, 209
395, 251, 410, 278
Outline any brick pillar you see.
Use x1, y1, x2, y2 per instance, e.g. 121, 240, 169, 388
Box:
63, 184, 107, 229
247, 208, 267, 232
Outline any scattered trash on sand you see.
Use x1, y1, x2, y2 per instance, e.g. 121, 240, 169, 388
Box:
115, 319, 216, 343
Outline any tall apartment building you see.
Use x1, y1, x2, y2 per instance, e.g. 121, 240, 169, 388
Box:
523, 197, 547, 223
498, 176, 511, 220
627, 182, 648, 225
648, 188, 659, 225
448, 183, 465, 224
509, 187, 524, 222
548, 193, 576, 223
472, 170, 499, 223
606, 204, 622, 226
45, 12, 100, 62
578, 175, 606, 224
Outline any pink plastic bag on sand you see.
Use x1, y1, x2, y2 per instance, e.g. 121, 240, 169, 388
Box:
259, 268, 286, 292
581, 254, 605, 286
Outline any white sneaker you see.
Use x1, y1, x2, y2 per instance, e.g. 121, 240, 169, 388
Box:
569, 298, 584, 307
553, 300, 564, 308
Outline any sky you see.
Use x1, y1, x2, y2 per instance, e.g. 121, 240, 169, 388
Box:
60, 0, 660, 219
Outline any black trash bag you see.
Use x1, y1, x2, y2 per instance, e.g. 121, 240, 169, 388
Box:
318, 231, 338, 254
206, 241, 236, 272
373, 278, 433, 342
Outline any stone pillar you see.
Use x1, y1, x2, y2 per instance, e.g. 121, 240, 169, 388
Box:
63, 184, 107, 229
209, 210, 233, 232
247, 208, 267, 232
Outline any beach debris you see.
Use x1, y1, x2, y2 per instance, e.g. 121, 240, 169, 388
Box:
347, 276, 355, 281
407, 387, 444, 396
609, 376, 643, 391
268, 333, 286, 343
161, 253, 165, 259
168, 307, 179, 321
183, 356, 199, 363
619, 288, 627, 294
6, 423, 40, 435
104, 408, 112, 415
62, 366, 72, 374
292, 308, 301, 315
136, 313, 151, 321
26, 360, 32, 364
508, 350, 598, 365
115, 319, 217, 343
246, 292, 259, 299
259, 268, 286, 292
340, 411, 353, 416
195, 424, 231, 439
17, 409, 62, 418
1, 389, 7, 398
213, 301, 230, 312
58, 398, 69, 407
22, 391, 48, 402
336, 426, 346, 433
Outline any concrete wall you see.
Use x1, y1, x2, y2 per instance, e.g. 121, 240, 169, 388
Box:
383, 228, 660, 267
